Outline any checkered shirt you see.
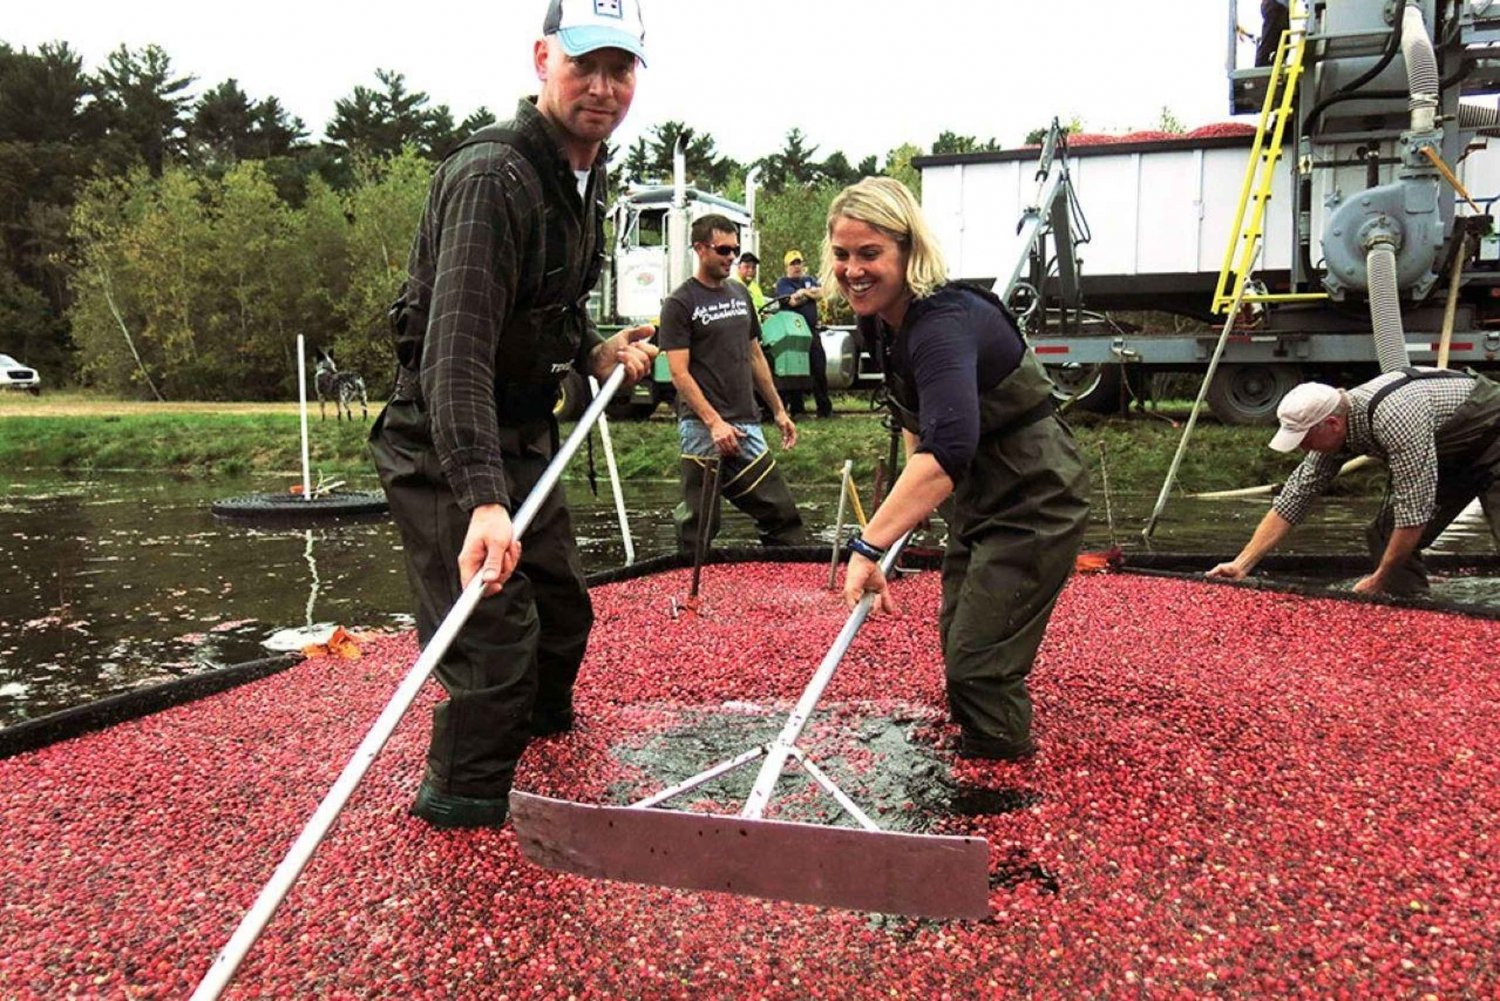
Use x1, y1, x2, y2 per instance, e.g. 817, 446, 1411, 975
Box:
1274, 368, 1478, 527
403, 99, 606, 511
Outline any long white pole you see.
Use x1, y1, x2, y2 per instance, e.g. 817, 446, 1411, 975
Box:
742, 532, 911, 820
191, 365, 631, 1001
1142, 245, 1261, 539
295, 335, 311, 501
589, 375, 635, 565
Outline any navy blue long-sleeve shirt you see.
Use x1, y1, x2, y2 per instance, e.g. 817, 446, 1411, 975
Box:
873, 285, 1025, 479
774, 275, 821, 331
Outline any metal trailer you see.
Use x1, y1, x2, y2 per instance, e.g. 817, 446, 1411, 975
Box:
915, 0, 1500, 424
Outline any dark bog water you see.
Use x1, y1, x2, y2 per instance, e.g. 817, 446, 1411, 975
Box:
1, 471, 1495, 726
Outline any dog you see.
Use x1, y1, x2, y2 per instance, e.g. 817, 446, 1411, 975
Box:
313, 349, 369, 421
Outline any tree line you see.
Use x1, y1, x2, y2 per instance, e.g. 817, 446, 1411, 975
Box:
0, 38, 1100, 400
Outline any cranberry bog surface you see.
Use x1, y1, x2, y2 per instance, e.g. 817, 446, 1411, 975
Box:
2, 558, 1497, 998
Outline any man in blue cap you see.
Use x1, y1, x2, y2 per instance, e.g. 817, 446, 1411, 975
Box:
372, 0, 654, 828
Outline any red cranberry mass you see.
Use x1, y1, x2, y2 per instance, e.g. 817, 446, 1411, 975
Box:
1, 564, 1494, 998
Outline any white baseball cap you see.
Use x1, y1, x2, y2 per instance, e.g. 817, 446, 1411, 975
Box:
1268, 382, 1341, 452
543, 0, 648, 65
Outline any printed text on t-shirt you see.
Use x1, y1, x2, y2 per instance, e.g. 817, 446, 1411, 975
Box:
691, 298, 750, 326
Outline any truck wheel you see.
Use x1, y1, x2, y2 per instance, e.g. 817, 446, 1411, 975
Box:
554, 371, 589, 422
1205, 363, 1301, 426
1046, 363, 1143, 414
604, 381, 662, 421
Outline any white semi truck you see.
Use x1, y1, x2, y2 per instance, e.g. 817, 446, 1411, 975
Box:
914, 0, 1500, 423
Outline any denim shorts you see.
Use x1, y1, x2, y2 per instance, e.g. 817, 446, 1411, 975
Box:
678, 418, 768, 466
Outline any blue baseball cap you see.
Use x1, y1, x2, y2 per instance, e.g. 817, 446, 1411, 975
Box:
543, 0, 648, 66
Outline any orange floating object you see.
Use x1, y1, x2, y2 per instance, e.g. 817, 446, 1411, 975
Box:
302, 625, 362, 659
1074, 546, 1124, 574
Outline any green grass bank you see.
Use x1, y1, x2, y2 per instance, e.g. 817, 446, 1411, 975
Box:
0, 399, 1386, 498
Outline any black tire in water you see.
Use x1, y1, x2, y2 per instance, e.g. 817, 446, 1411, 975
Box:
1205, 363, 1302, 426
211, 490, 389, 523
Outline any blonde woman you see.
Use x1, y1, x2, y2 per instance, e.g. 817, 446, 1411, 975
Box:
828, 177, 1090, 761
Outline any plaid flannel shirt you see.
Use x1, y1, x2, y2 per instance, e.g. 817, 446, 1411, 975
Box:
401, 98, 606, 512
1274, 369, 1477, 528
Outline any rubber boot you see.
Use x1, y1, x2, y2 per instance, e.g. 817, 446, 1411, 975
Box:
409, 777, 509, 829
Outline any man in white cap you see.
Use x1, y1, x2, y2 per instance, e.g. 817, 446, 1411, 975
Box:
1208, 366, 1500, 596
372, 0, 654, 828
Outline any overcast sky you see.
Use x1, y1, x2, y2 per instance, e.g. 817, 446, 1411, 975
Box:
6, 1, 1261, 164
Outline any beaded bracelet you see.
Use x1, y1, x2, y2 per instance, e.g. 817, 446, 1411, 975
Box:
845, 535, 887, 562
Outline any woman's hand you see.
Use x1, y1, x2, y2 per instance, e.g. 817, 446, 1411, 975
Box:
843, 554, 896, 613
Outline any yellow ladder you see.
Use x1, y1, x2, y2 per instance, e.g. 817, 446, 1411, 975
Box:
1212, 3, 1328, 314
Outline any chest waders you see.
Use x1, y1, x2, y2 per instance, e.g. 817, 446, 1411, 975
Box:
673, 435, 808, 555
368, 124, 604, 818
1363, 368, 1500, 595
882, 284, 1091, 758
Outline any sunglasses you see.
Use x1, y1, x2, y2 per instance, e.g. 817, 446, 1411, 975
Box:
788, 258, 804, 266
703, 243, 740, 257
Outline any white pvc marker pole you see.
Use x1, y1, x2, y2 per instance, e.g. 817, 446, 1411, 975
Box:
589, 375, 635, 565
827, 459, 853, 590
190, 365, 631, 1001
295, 334, 312, 501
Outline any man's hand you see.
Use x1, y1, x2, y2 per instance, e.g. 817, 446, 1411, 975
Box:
802, 285, 824, 301
709, 419, 746, 456
1205, 561, 1248, 581
1352, 573, 1389, 595
774, 410, 798, 450
843, 554, 895, 613
459, 503, 522, 598
611, 324, 658, 385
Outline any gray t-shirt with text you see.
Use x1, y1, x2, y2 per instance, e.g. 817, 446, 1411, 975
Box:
659, 278, 762, 423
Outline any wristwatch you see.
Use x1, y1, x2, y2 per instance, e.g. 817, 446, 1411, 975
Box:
845, 535, 887, 562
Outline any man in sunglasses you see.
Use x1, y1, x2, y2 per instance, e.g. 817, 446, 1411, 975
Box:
660, 214, 807, 553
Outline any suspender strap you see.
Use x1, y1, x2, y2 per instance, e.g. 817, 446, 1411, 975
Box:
1366, 367, 1474, 425
450, 125, 579, 305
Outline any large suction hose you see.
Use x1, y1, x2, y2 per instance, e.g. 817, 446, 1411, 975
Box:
1367, 243, 1411, 372
1459, 101, 1500, 135
1402, 2, 1440, 131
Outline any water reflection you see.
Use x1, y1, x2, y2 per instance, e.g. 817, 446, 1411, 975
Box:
0, 472, 1495, 727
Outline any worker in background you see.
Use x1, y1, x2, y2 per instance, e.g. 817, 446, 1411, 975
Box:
775, 249, 834, 418
831, 177, 1091, 762
728, 250, 768, 311
371, 0, 656, 829
1256, 0, 1290, 66
1208, 368, 1500, 596
660, 214, 807, 553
